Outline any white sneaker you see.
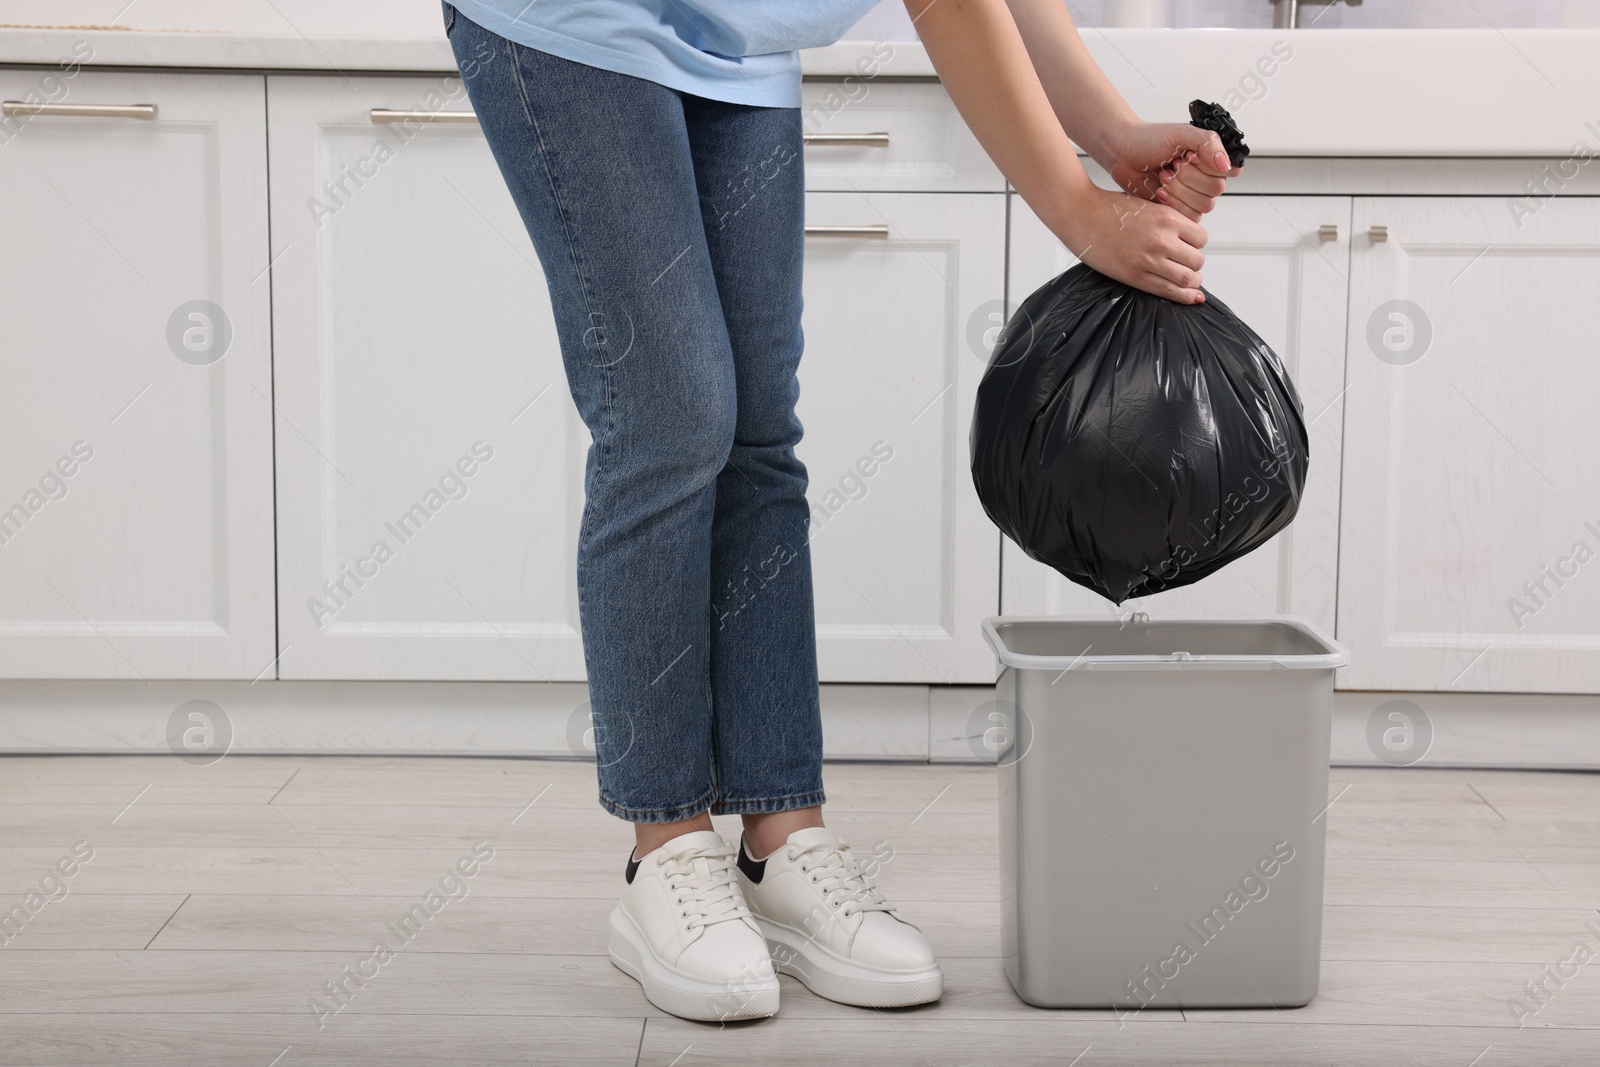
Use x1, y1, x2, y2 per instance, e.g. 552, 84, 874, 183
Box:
608, 830, 779, 1022
737, 827, 943, 1008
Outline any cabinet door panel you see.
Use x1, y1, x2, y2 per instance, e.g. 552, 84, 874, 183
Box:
1339, 196, 1600, 692
267, 75, 584, 681
0, 70, 275, 678
801, 192, 1004, 682
1003, 194, 1350, 634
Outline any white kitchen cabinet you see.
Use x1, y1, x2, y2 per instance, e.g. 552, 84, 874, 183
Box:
0, 70, 276, 679
1338, 197, 1600, 693
266, 75, 586, 681
799, 79, 1003, 193
266, 77, 1004, 684
801, 192, 1004, 683
1002, 194, 1351, 635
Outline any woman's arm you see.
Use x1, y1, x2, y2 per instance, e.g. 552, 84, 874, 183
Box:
996, 0, 1138, 170
1004, 0, 1237, 219
905, 0, 1227, 303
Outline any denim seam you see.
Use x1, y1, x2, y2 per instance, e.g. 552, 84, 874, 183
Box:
506, 38, 616, 481
713, 787, 825, 804
710, 789, 827, 815
599, 784, 718, 822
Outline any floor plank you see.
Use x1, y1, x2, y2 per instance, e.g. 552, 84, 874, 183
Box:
0, 754, 300, 788
0, 1012, 644, 1067
1321, 857, 1598, 908
1181, 959, 1600, 1031
0, 950, 663, 1019
144, 893, 617, 954
0, 894, 186, 950
0, 843, 1000, 900
0, 952, 1175, 1024
139, 894, 999, 958
637, 1017, 1596, 1066
1321, 905, 1600, 963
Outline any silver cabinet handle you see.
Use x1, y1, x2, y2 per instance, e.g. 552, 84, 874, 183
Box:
2, 101, 155, 119
1318, 224, 1338, 242
803, 132, 890, 147
1369, 225, 1388, 242
804, 225, 890, 239
370, 108, 478, 124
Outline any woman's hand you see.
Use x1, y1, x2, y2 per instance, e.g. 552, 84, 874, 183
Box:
1099, 121, 1241, 222
904, 0, 1227, 302
1047, 181, 1210, 305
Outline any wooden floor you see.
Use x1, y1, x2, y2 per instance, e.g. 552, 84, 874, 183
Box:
2, 755, 1599, 1065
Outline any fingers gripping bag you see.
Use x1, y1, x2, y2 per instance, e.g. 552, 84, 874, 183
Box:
969, 102, 1303, 606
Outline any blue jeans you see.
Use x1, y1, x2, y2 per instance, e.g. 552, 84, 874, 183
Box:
445, 6, 825, 823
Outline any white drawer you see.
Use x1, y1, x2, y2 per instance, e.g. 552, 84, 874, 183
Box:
800, 79, 1003, 193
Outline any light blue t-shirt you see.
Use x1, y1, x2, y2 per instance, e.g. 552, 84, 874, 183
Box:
448, 1, 881, 108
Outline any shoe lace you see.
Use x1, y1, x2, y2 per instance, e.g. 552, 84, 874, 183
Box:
789, 839, 894, 919
659, 846, 752, 934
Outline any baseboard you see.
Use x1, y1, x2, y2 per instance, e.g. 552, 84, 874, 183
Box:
1328, 690, 1600, 770
1, 680, 1597, 770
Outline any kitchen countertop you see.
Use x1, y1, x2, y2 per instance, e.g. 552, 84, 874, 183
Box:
3, 25, 1599, 157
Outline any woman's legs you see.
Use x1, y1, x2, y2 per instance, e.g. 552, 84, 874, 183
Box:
670, 94, 939, 1010
679, 93, 826, 845
455, 27, 729, 825
447, 10, 940, 1012
449, 16, 823, 841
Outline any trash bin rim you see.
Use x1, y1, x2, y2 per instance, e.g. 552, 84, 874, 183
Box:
981, 614, 1350, 672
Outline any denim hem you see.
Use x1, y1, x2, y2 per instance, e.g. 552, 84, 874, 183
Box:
598, 786, 718, 825
709, 789, 826, 816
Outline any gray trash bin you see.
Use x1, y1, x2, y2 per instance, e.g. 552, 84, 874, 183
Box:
981, 615, 1349, 1012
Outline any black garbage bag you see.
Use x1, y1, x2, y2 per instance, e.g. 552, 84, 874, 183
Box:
969, 264, 1308, 604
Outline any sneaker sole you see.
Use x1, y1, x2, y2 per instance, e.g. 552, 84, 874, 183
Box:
756, 916, 944, 1008
607, 905, 779, 1022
